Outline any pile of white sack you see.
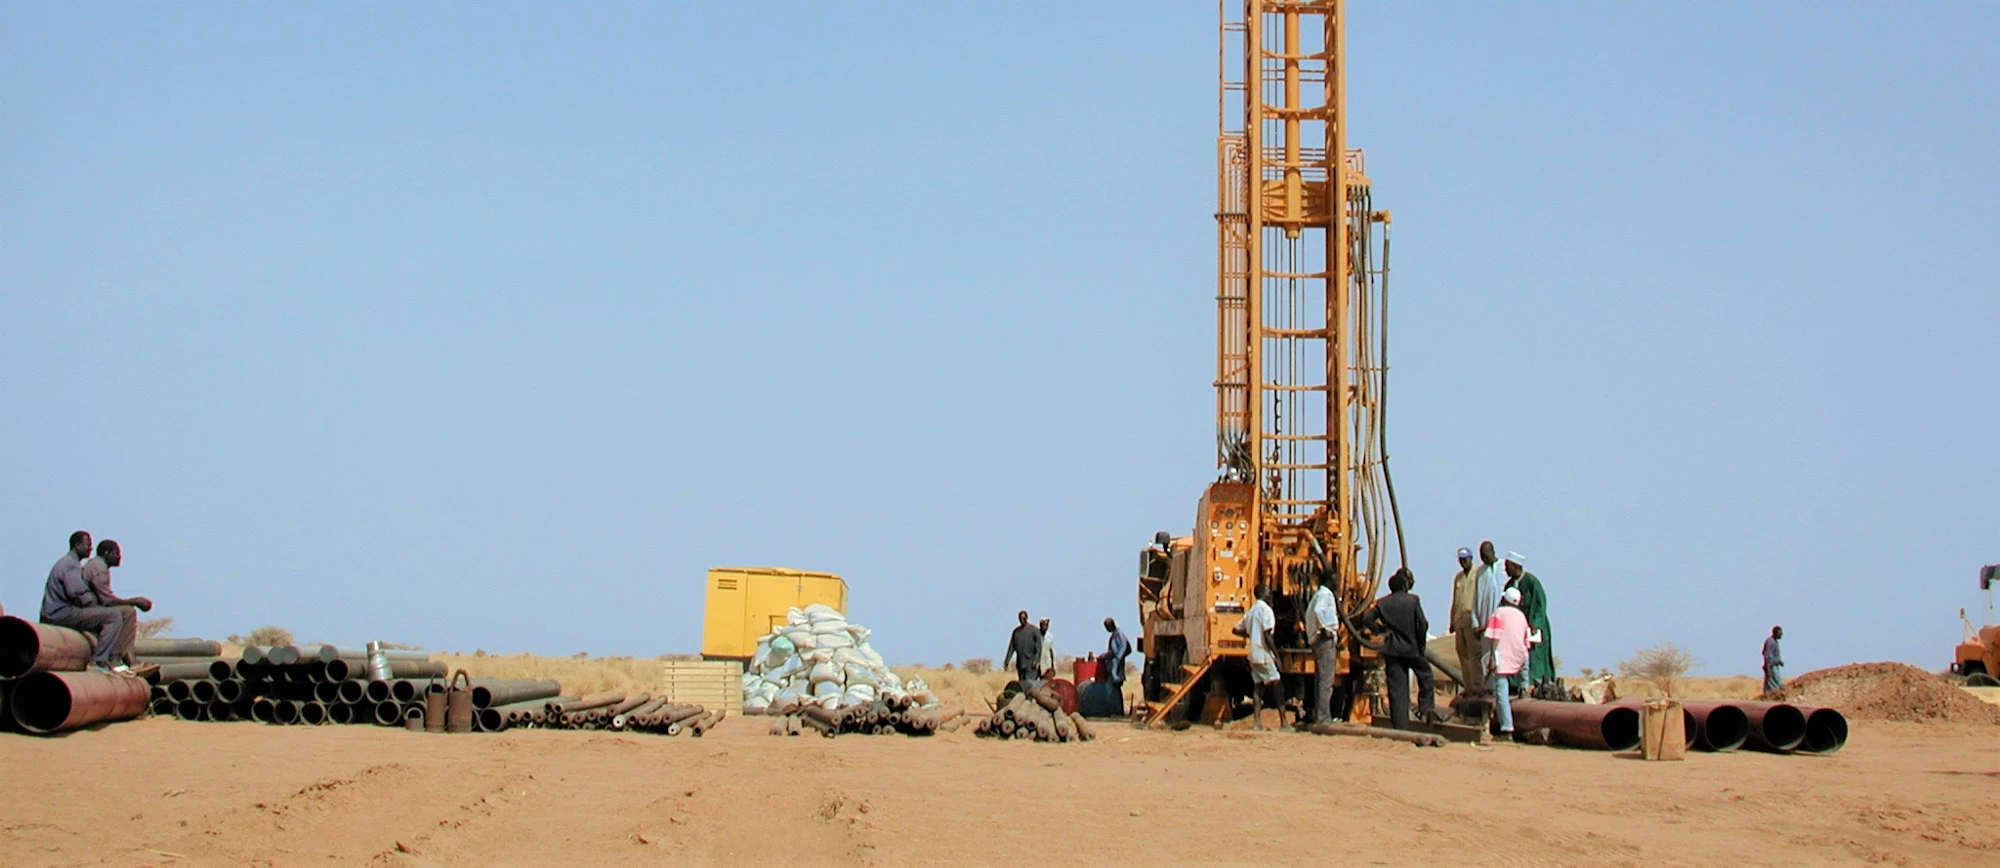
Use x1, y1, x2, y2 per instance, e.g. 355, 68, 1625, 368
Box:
740, 604, 938, 714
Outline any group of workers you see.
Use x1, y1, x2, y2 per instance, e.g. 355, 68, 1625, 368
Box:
999, 611, 1134, 696
37, 530, 158, 676
1226, 539, 1559, 735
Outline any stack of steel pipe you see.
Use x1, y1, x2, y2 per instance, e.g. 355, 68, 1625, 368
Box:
143, 643, 448, 728
1505, 697, 1846, 755
777, 694, 966, 739
0, 615, 154, 734
971, 686, 1087, 742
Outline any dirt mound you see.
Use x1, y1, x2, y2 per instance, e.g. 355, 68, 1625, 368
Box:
1776, 662, 2000, 725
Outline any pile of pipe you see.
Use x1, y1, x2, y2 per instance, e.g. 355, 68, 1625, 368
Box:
139, 642, 458, 728
518, 692, 722, 736
0, 615, 160, 735
768, 692, 966, 738
1508, 698, 1848, 755
974, 684, 1096, 743
740, 604, 937, 714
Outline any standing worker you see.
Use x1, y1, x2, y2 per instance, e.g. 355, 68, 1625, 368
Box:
1361, 567, 1436, 730
1234, 585, 1281, 730
1002, 610, 1042, 688
1449, 546, 1483, 692
1484, 587, 1539, 738
1305, 569, 1342, 724
41, 531, 151, 674
1101, 618, 1131, 689
1762, 626, 1785, 695
1502, 552, 1555, 689
1035, 618, 1056, 681
1102, 617, 1131, 715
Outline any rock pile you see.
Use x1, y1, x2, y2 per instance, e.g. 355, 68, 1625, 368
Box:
1778, 662, 2000, 725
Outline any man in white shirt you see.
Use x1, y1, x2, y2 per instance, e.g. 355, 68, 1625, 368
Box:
1035, 618, 1056, 680
1305, 573, 1341, 724
1236, 585, 1281, 730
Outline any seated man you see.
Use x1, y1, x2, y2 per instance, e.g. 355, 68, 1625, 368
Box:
41, 531, 152, 674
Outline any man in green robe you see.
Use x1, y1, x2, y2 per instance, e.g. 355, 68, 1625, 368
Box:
1504, 553, 1555, 687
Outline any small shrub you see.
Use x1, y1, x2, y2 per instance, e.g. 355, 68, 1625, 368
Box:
962, 658, 993, 675
1619, 642, 1696, 698
137, 617, 175, 639
226, 626, 294, 647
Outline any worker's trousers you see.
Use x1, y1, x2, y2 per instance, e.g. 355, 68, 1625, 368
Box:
47, 606, 137, 665
1312, 636, 1339, 723
1453, 626, 1483, 691
1383, 654, 1435, 731
1015, 663, 1038, 690
1492, 672, 1518, 733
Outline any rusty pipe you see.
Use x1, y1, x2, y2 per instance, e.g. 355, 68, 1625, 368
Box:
470, 679, 562, 709
1510, 699, 1641, 751
691, 710, 725, 736
547, 692, 623, 716
176, 698, 204, 720
301, 701, 329, 725
241, 646, 269, 665
1675, 701, 1750, 752
605, 692, 652, 717
252, 697, 278, 723
1307, 721, 1447, 746
215, 679, 245, 703
208, 700, 238, 722
309, 645, 429, 663
0, 616, 94, 678
146, 659, 225, 682
151, 696, 175, 716
209, 659, 237, 681
390, 679, 426, 704
613, 697, 669, 730
192, 680, 219, 704
133, 637, 222, 658
10, 670, 151, 734
267, 645, 301, 666
1794, 707, 1848, 754
272, 699, 304, 725
373, 700, 404, 726
1737, 701, 1807, 752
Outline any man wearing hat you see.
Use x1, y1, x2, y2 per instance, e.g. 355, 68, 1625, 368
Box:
1448, 546, 1484, 690
1503, 552, 1555, 689
1484, 586, 1539, 736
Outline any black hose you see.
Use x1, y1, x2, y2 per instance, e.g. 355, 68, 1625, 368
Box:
1378, 223, 1407, 571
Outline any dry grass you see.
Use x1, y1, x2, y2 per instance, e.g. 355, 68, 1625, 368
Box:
1571, 675, 1763, 701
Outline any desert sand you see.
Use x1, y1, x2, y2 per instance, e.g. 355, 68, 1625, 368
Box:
4, 713, 1997, 866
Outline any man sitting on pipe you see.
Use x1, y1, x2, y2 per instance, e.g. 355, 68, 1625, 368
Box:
42, 531, 153, 675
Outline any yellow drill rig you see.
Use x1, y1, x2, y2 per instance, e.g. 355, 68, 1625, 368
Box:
1137, 0, 1410, 728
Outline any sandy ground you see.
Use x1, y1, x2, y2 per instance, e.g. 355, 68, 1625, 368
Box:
4, 717, 1998, 866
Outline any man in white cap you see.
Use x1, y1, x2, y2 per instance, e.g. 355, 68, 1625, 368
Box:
1503, 552, 1554, 689
1448, 546, 1483, 690
1484, 587, 1539, 737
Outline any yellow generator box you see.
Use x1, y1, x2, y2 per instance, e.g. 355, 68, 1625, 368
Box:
700, 567, 846, 660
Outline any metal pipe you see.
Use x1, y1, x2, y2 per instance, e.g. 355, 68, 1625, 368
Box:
1675, 701, 1750, 752
547, 692, 623, 716
151, 696, 175, 716
192, 680, 219, 704
208, 700, 237, 722
1510, 699, 1642, 751
337, 680, 366, 704
310, 645, 430, 663
216, 679, 245, 704
313, 682, 341, 703
606, 693, 651, 717
301, 702, 329, 725
391, 678, 424, 704
273, 699, 303, 725
8, 670, 151, 734
471, 679, 563, 709
1795, 707, 1848, 754
177, 698, 204, 720
691, 710, 725, 736
252, 697, 278, 723
240, 646, 268, 665
1309, 720, 1449, 746
613, 696, 669, 729
149, 684, 169, 702
166, 679, 196, 702
0, 616, 94, 678
142, 658, 225, 681
374, 701, 404, 726
268, 645, 301, 666
209, 660, 237, 681
1737, 701, 1807, 752
1611, 699, 1699, 751
133, 637, 222, 658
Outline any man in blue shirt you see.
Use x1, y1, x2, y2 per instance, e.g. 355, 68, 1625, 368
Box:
41, 531, 150, 673
1101, 617, 1131, 688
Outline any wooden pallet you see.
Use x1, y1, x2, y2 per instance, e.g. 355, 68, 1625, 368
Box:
659, 660, 742, 709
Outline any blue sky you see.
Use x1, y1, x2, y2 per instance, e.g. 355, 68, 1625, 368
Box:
3, 3, 1994, 676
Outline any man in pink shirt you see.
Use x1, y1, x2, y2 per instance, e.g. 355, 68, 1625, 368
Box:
1484, 587, 1540, 736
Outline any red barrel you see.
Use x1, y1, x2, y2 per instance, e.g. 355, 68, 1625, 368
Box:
1072, 658, 1101, 685
1046, 678, 1080, 715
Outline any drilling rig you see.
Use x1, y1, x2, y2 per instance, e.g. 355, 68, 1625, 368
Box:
1138, 0, 1401, 727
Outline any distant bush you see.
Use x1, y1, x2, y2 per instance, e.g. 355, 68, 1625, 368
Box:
137, 617, 175, 639
962, 658, 993, 675
227, 626, 294, 647
380, 642, 424, 651
1619, 642, 1696, 698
